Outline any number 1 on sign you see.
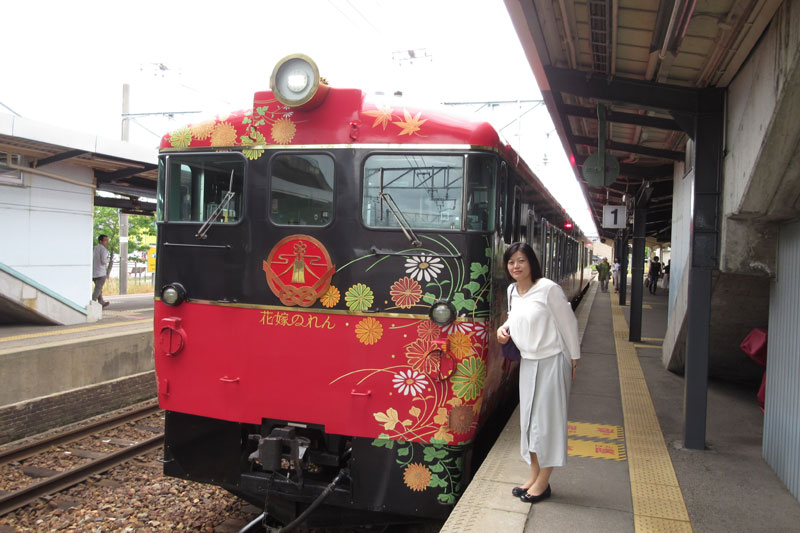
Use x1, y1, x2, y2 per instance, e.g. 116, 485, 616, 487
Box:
602, 205, 626, 228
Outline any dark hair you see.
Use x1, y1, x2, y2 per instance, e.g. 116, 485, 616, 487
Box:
98, 234, 108, 243
502, 242, 543, 282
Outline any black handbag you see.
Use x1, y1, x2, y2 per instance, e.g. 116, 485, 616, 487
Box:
501, 331, 522, 361
500, 287, 522, 361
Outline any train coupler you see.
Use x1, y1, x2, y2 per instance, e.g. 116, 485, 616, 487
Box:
248, 426, 311, 488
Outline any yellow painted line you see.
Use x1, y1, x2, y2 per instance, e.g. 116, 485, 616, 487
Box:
103, 308, 153, 316
569, 421, 624, 441
642, 337, 664, 342
0, 318, 152, 343
611, 294, 692, 530
634, 343, 662, 349
568, 438, 627, 461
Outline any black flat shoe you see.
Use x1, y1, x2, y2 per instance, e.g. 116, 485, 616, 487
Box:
511, 486, 528, 497
520, 484, 551, 503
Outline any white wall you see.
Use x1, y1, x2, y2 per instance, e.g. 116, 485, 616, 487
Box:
763, 219, 800, 502
661, 162, 692, 370
0, 162, 94, 307
720, 2, 800, 275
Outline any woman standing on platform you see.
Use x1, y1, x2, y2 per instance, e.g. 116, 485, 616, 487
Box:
496, 242, 581, 503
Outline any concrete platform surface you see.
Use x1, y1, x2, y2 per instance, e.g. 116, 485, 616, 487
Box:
442, 280, 800, 532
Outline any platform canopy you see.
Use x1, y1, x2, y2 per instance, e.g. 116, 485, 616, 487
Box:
0, 113, 158, 214
505, 0, 781, 240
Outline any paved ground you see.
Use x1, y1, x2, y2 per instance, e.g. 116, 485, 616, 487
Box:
443, 279, 800, 532
0, 293, 153, 350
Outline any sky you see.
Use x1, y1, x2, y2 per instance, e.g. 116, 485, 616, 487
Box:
1, 0, 597, 237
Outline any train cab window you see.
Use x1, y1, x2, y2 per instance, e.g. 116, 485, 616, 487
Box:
466, 154, 496, 231
159, 153, 245, 223
363, 154, 464, 230
269, 153, 334, 226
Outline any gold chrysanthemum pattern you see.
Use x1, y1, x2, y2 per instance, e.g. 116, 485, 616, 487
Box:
403, 463, 432, 492
190, 120, 216, 140
271, 117, 296, 144
355, 317, 383, 345
320, 285, 340, 308
210, 122, 237, 147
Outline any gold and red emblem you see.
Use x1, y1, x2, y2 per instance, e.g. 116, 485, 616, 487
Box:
263, 235, 335, 307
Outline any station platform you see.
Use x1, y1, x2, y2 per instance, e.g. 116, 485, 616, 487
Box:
442, 280, 800, 532
0, 293, 155, 443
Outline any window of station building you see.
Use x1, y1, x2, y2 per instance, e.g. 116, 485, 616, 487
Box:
269, 153, 334, 226
466, 154, 496, 231
0, 153, 25, 186
158, 153, 245, 223
363, 153, 464, 231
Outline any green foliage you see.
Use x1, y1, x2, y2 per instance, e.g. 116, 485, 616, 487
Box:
93, 206, 157, 274
371, 434, 394, 449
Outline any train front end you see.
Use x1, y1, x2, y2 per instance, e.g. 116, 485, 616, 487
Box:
153, 55, 517, 527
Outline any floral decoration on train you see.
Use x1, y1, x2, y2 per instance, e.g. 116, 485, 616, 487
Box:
165, 96, 300, 158
363, 106, 428, 137
325, 235, 493, 502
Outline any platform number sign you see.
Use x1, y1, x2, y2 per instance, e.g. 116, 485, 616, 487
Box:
602, 205, 627, 229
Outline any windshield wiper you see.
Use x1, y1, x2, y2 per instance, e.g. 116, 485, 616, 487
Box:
196, 170, 235, 240
379, 191, 422, 247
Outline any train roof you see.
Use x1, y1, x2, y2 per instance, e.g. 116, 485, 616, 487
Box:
160, 86, 581, 237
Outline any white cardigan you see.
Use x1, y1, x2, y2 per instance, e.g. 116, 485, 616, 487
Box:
502, 279, 581, 361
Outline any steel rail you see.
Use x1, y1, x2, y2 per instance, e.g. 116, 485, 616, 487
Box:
0, 433, 164, 517
0, 403, 161, 467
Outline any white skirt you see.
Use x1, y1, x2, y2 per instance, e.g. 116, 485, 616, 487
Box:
519, 353, 572, 468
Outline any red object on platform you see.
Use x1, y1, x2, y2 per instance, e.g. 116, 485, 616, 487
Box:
740, 328, 768, 367
740, 328, 768, 412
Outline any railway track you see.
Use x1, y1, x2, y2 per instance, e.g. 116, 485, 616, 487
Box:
0, 403, 164, 517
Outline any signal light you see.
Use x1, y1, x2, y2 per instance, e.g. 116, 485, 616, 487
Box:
564, 222, 574, 229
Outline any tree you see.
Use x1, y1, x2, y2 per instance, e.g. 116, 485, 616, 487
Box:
93, 207, 119, 277
93, 207, 157, 275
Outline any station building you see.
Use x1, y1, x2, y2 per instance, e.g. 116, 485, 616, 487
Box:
0, 113, 156, 325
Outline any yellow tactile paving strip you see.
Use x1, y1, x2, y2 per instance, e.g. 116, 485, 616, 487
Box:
610, 296, 693, 532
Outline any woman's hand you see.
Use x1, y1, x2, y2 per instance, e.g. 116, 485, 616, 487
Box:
571, 360, 578, 381
497, 325, 510, 345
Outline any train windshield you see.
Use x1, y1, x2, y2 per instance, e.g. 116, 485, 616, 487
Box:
270, 153, 334, 226
362, 153, 495, 231
157, 153, 245, 223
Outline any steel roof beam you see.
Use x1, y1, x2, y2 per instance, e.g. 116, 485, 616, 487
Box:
544, 65, 702, 116
95, 166, 157, 183
573, 135, 684, 161
560, 104, 683, 131
33, 150, 88, 168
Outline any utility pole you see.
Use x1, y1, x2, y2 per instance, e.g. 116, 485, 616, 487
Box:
119, 84, 130, 295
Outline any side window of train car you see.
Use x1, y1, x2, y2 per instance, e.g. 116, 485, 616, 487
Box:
269, 153, 334, 226
159, 153, 245, 223
511, 186, 522, 242
498, 163, 508, 237
465, 154, 496, 231
363, 153, 464, 230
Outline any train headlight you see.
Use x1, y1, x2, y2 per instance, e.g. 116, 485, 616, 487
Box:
429, 300, 456, 327
161, 283, 187, 306
270, 54, 329, 110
